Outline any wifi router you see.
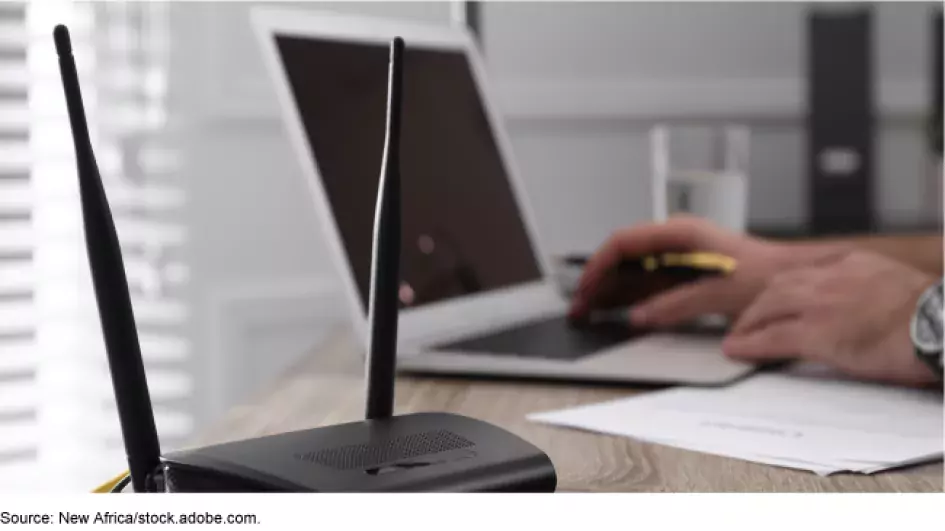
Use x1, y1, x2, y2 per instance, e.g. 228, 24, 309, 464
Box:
55, 24, 556, 493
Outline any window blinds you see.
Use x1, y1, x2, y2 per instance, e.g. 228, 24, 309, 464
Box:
0, 0, 38, 492
0, 0, 192, 493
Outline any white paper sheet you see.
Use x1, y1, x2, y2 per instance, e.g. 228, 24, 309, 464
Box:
529, 364, 944, 475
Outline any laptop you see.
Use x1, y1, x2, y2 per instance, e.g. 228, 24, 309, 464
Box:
252, 9, 755, 386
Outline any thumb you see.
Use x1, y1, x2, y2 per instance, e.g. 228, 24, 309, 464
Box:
629, 277, 732, 328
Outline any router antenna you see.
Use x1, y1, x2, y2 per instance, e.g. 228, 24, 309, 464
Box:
365, 37, 405, 420
54, 24, 162, 492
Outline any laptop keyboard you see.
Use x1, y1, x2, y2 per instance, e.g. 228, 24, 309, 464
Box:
431, 315, 651, 361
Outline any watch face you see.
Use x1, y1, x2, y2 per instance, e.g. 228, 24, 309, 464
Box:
913, 283, 944, 352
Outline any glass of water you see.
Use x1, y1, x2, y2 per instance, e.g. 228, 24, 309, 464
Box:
650, 123, 750, 233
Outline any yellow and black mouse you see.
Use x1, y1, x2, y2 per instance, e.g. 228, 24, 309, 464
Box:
562, 252, 737, 314
563, 252, 737, 280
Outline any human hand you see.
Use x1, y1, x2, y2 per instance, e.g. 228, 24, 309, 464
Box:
724, 250, 939, 387
569, 216, 842, 327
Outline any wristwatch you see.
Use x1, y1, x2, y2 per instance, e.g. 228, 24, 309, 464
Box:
910, 279, 944, 380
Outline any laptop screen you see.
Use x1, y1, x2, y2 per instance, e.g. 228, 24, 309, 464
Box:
274, 35, 543, 311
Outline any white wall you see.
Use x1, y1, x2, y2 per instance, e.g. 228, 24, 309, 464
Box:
484, 1, 939, 255
166, 1, 940, 426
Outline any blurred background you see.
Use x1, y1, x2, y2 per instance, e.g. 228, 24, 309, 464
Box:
0, 0, 941, 492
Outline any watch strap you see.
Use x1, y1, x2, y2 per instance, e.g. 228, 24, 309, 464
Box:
917, 348, 943, 380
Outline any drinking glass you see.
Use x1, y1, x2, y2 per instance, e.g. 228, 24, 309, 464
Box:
650, 123, 750, 233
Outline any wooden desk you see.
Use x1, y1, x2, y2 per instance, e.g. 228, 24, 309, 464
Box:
195, 327, 943, 492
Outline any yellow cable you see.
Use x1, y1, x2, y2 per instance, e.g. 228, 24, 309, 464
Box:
92, 470, 129, 493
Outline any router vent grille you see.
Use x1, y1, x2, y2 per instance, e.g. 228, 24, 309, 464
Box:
295, 429, 475, 470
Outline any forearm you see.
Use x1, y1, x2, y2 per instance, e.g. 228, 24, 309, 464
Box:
787, 233, 943, 276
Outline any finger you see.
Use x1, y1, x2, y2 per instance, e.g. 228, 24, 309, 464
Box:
722, 319, 808, 361
629, 277, 731, 327
571, 218, 719, 317
730, 271, 813, 335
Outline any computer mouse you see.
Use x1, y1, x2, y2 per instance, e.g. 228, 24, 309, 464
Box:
561, 252, 737, 316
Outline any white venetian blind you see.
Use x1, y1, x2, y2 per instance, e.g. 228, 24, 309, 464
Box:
0, 0, 192, 493
0, 0, 37, 491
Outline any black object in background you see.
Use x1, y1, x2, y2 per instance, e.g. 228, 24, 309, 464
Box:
463, 1, 483, 45
807, 7, 875, 236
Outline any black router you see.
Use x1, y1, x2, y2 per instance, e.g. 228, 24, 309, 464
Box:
55, 25, 557, 493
